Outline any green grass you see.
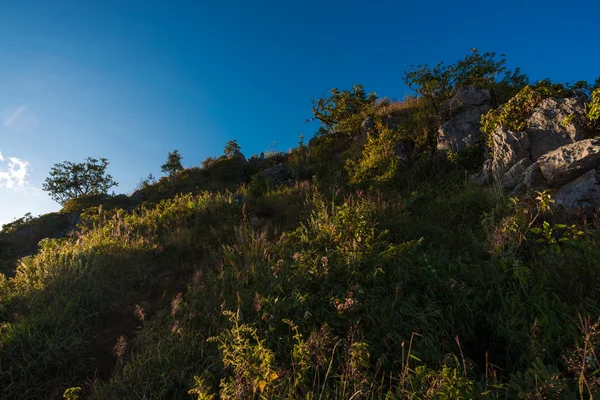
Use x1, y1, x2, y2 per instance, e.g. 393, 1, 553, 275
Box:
2, 69, 600, 398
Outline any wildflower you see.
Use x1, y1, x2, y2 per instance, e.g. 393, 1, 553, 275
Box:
113, 335, 128, 358
171, 292, 183, 317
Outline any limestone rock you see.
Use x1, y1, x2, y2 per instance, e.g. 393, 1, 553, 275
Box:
492, 128, 531, 176
443, 86, 492, 114
526, 96, 588, 160
395, 139, 414, 164
522, 163, 549, 192
553, 169, 600, 212
263, 164, 294, 186
501, 158, 533, 190
537, 138, 600, 187
360, 117, 375, 134
129, 190, 145, 204
469, 159, 492, 186
437, 105, 490, 152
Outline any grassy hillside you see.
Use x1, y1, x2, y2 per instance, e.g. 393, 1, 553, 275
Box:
2, 51, 600, 399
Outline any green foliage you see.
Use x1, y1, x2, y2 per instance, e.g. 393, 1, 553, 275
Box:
482, 79, 591, 155
209, 310, 278, 399
224, 140, 242, 157
589, 88, 600, 121
136, 173, 157, 190
62, 387, 81, 400
4, 51, 600, 400
161, 150, 184, 177
1, 212, 34, 234
310, 84, 377, 135
404, 49, 527, 113
481, 85, 541, 150
61, 193, 136, 213
346, 127, 403, 187
43, 157, 118, 205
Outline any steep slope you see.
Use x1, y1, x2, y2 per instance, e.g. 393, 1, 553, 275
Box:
2, 51, 600, 399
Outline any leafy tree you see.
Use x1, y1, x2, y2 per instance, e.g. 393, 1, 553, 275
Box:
309, 84, 377, 135
161, 150, 184, 177
136, 173, 157, 190
404, 49, 528, 113
224, 140, 242, 157
43, 157, 118, 204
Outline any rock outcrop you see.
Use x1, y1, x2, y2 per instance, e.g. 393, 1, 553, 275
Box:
536, 138, 600, 187
468, 90, 600, 213
360, 117, 375, 134
526, 96, 589, 160
553, 169, 600, 212
442, 86, 491, 114
437, 86, 492, 152
437, 105, 490, 152
469, 159, 492, 186
263, 164, 294, 186
491, 128, 531, 177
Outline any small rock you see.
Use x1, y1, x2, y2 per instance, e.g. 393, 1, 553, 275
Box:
501, 158, 533, 190
262, 164, 294, 186
553, 168, 600, 213
129, 190, 145, 204
360, 117, 375, 134
492, 128, 531, 176
437, 105, 490, 152
443, 86, 492, 114
469, 159, 492, 186
395, 139, 414, 164
522, 162, 549, 192
537, 138, 600, 187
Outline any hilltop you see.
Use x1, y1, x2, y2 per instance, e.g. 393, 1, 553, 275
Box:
1, 50, 600, 399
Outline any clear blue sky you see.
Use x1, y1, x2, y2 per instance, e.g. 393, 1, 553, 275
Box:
1, 0, 599, 226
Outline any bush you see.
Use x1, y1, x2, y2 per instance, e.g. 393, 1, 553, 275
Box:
309, 85, 377, 136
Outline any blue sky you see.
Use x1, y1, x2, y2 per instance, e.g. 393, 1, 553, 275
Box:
1, 0, 599, 227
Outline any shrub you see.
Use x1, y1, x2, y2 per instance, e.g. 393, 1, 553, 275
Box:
481, 85, 541, 150
589, 88, 600, 121
404, 49, 527, 114
42, 157, 118, 205
346, 128, 404, 187
161, 150, 184, 177
309, 85, 377, 136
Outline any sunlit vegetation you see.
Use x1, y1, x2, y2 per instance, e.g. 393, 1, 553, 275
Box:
1, 50, 600, 399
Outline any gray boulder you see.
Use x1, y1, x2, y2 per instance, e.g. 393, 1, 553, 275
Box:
501, 158, 533, 190
437, 105, 490, 152
526, 96, 588, 160
522, 162, 549, 192
263, 164, 294, 186
395, 139, 414, 164
443, 86, 492, 114
130, 190, 145, 204
537, 138, 600, 187
469, 159, 492, 186
360, 117, 375, 134
491, 128, 531, 176
553, 169, 600, 212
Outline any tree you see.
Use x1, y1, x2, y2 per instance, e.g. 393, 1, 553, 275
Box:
403, 49, 528, 113
43, 157, 118, 204
309, 85, 377, 135
224, 140, 242, 157
161, 150, 184, 177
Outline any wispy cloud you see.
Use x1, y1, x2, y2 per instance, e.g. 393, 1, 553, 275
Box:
3, 106, 39, 132
0, 153, 30, 189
